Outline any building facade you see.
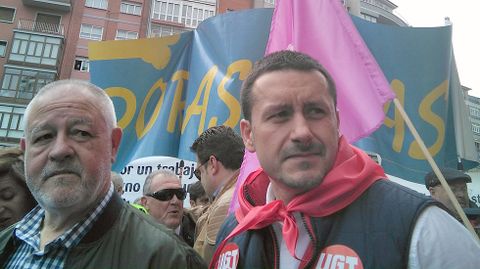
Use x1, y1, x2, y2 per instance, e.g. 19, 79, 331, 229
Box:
65, 0, 151, 81
0, 0, 73, 147
149, 0, 216, 38
0, 0, 219, 147
466, 88, 480, 159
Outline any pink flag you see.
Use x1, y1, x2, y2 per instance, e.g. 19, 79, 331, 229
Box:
267, 0, 395, 140
230, 0, 395, 212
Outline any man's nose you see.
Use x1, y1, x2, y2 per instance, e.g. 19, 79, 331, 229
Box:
290, 115, 314, 144
49, 135, 74, 162
170, 195, 183, 205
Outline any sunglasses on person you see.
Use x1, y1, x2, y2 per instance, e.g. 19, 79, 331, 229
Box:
194, 161, 208, 181
146, 188, 187, 201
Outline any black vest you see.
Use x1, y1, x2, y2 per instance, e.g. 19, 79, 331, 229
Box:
216, 180, 439, 269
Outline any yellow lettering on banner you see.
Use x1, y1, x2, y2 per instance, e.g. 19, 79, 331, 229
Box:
167, 70, 189, 133
136, 79, 167, 139
216, 60, 251, 128
408, 80, 448, 159
383, 79, 406, 152
182, 66, 218, 135
105, 87, 136, 130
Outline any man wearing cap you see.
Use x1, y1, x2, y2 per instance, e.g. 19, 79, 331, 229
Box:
140, 169, 196, 246
425, 167, 471, 219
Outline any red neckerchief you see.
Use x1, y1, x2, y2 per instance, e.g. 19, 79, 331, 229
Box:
210, 136, 386, 268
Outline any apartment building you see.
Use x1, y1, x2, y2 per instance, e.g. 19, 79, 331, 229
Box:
0, 0, 218, 147
65, 0, 150, 81
466, 89, 480, 157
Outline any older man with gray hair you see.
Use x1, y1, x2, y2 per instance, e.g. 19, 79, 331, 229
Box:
0, 79, 205, 269
140, 169, 196, 247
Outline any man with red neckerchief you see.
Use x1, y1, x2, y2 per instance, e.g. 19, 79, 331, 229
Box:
210, 51, 480, 269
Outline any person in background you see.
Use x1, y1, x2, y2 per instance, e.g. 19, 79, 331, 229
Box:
131, 196, 149, 214
0, 147, 37, 231
110, 171, 124, 195
425, 167, 471, 219
212, 50, 480, 269
464, 200, 480, 237
186, 181, 210, 225
140, 169, 196, 247
188, 181, 210, 208
0, 79, 205, 268
190, 125, 244, 263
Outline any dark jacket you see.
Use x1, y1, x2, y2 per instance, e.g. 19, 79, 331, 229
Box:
0, 193, 207, 269
215, 180, 439, 269
181, 210, 197, 247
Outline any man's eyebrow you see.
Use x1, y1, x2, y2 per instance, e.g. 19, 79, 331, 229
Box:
264, 103, 290, 112
29, 124, 52, 136
68, 117, 93, 126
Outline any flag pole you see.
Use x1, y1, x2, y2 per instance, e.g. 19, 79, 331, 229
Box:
393, 98, 479, 241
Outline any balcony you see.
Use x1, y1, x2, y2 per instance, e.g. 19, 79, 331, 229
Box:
16, 19, 64, 36
22, 0, 71, 12
0, 103, 25, 144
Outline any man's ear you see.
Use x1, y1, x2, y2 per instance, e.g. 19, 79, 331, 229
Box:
111, 128, 123, 163
209, 155, 220, 175
240, 119, 255, 152
20, 138, 26, 151
140, 196, 148, 207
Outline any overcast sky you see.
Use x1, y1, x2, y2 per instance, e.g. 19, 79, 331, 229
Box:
392, 0, 480, 97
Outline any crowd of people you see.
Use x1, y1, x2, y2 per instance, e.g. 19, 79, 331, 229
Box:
0, 50, 479, 268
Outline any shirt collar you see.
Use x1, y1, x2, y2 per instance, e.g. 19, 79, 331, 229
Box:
266, 182, 276, 204
14, 183, 114, 251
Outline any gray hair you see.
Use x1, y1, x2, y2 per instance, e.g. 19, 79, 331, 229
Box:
143, 169, 180, 194
111, 171, 124, 191
23, 79, 117, 132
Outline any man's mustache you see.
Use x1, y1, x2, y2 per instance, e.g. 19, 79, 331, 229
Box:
280, 142, 326, 160
40, 163, 83, 181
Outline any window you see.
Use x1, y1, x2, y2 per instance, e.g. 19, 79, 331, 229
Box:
74, 57, 89, 72
0, 67, 55, 100
360, 13, 377, 23
0, 41, 6, 57
85, 0, 108, 10
150, 24, 185, 37
115, 30, 138, 40
9, 33, 62, 66
80, 24, 103, 40
0, 6, 15, 23
0, 105, 25, 139
152, 1, 214, 28
35, 13, 62, 35
472, 124, 480, 135
470, 107, 480, 118
180, 3, 214, 28
152, 1, 180, 22
121, 1, 142, 15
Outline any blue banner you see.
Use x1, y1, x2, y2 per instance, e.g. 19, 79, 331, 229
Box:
89, 9, 272, 171
89, 8, 475, 184
351, 17, 462, 183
